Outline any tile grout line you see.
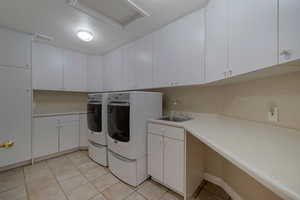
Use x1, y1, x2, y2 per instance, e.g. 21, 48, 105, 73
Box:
0, 168, 28, 195
69, 155, 100, 200
135, 180, 170, 200
66, 150, 111, 200
45, 157, 71, 200
68, 151, 105, 191
23, 167, 31, 200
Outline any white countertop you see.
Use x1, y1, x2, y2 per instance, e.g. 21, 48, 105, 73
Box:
33, 111, 87, 117
149, 114, 300, 200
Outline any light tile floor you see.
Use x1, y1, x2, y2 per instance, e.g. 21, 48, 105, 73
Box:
0, 151, 229, 200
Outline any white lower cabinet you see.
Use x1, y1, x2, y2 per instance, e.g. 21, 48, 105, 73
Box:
148, 123, 185, 194
79, 114, 89, 148
59, 120, 79, 152
164, 137, 184, 193
33, 117, 59, 158
33, 115, 81, 159
148, 133, 164, 182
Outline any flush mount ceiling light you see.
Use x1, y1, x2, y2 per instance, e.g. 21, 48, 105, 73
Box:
77, 30, 94, 42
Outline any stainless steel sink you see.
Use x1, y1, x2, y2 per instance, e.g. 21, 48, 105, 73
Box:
158, 116, 192, 122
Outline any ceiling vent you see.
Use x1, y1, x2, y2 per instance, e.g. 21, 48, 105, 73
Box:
67, 0, 150, 29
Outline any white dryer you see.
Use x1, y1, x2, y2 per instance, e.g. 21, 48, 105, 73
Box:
87, 93, 108, 166
107, 92, 162, 186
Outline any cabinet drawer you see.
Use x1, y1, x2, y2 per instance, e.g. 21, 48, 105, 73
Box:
148, 123, 185, 140
88, 141, 107, 166
108, 151, 137, 186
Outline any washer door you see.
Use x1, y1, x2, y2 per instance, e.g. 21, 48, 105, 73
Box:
87, 102, 102, 132
107, 102, 130, 142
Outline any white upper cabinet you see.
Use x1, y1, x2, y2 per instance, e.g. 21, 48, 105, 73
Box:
0, 28, 31, 68
205, 0, 229, 83
123, 42, 137, 90
228, 0, 278, 76
103, 48, 123, 91
87, 55, 103, 92
63, 50, 87, 92
123, 34, 154, 90
135, 34, 153, 89
32, 42, 64, 90
279, 0, 300, 63
153, 10, 205, 88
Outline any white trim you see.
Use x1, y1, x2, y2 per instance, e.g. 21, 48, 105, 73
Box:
204, 173, 243, 200
66, 0, 123, 30
127, 0, 150, 17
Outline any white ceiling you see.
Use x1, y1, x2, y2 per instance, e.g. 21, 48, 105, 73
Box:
0, 0, 209, 55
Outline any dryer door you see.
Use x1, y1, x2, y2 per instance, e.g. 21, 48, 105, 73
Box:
107, 102, 130, 142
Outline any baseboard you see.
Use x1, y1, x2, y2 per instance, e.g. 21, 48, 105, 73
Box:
204, 173, 243, 200
0, 160, 32, 172
150, 177, 184, 196
0, 148, 86, 172
79, 146, 88, 150
33, 148, 79, 163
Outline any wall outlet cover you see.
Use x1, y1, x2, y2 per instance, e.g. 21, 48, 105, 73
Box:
268, 107, 279, 122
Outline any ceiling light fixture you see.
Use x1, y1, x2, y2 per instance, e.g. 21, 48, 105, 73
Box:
77, 30, 94, 42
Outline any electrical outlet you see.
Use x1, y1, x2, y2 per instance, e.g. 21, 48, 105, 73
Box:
268, 107, 279, 122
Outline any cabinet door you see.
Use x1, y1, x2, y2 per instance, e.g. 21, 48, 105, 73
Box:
153, 10, 204, 88
164, 137, 184, 194
59, 121, 79, 151
63, 50, 87, 91
135, 34, 153, 89
103, 55, 112, 91
175, 10, 205, 86
153, 30, 176, 87
0, 67, 31, 167
0, 28, 31, 68
228, 0, 277, 76
205, 0, 229, 83
33, 117, 59, 158
103, 48, 123, 91
32, 43, 64, 90
148, 133, 164, 183
123, 43, 137, 90
79, 114, 89, 147
87, 56, 103, 92
279, 0, 300, 63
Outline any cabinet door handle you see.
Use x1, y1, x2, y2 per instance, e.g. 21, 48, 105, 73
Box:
0, 141, 14, 149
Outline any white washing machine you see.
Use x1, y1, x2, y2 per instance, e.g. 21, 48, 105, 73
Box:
87, 93, 109, 166
107, 92, 162, 186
